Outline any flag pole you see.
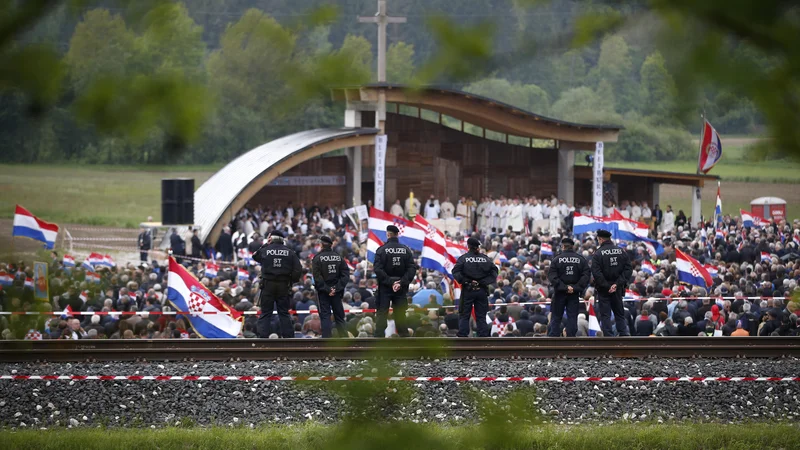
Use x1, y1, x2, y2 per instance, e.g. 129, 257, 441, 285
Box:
696, 106, 706, 175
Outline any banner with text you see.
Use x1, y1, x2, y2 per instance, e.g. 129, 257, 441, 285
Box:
374, 135, 387, 211
592, 142, 604, 217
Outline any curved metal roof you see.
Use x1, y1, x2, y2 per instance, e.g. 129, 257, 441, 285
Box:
195, 127, 379, 243
364, 83, 623, 131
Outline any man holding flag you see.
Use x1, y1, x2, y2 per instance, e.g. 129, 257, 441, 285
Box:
452, 237, 498, 337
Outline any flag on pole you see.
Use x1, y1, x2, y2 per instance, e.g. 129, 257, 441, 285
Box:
0, 271, 13, 287
698, 120, 723, 174
204, 262, 218, 278
61, 304, 74, 318
675, 249, 713, 288
12, 205, 59, 249
760, 252, 771, 262
641, 261, 656, 275
368, 208, 425, 251
63, 255, 75, 268
740, 209, 767, 228
24, 277, 34, 289
237, 268, 249, 280
714, 182, 723, 229
587, 303, 601, 336
366, 231, 384, 263
421, 238, 456, 278
167, 256, 242, 338
540, 243, 553, 256
86, 271, 100, 284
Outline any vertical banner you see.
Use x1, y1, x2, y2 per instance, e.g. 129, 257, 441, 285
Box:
374, 134, 388, 211
33, 261, 49, 301
592, 142, 604, 217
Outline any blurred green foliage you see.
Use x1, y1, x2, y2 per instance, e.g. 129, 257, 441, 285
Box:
0, 0, 796, 165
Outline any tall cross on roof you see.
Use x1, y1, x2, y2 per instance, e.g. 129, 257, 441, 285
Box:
358, 0, 407, 83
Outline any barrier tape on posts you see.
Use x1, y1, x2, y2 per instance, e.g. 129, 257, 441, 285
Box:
1, 375, 798, 383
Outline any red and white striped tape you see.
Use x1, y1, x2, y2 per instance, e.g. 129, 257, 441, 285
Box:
1, 375, 798, 382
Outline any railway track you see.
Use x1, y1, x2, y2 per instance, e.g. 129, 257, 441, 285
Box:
1, 337, 799, 362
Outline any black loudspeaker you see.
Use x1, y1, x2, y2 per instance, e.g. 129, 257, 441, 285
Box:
162, 178, 194, 225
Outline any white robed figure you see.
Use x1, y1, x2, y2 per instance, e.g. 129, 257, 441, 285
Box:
549, 200, 562, 232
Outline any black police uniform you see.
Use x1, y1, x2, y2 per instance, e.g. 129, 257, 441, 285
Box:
311, 247, 350, 338
591, 239, 633, 336
546, 247, 590, 337
253, 239, 302, 338
373, 237, 417, 337
452, 250, 498, 337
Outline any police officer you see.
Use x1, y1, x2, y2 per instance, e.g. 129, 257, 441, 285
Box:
590, 229, 633, 336
547, 237, 590, 337
253, 230, 302, 338
452, 237, 498, 337
373, 225, 417, 337
311, 235, 350, 338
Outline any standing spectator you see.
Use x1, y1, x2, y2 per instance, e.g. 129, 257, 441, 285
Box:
216, 226, 234, 261
191, 229, 202, 259
137, 225, 152, 262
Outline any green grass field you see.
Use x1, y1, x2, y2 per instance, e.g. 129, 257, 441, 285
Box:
605, 159, 800, 183
2, 423, 799, 450
0, 164, 217, 228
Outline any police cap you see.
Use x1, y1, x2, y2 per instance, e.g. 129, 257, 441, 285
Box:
467, 237, 481, 248
319, 235, 333, 245
269, 230, 284, 238
386, 225, 400, 234
596, 229, 612, 238
560, 237, 575, 246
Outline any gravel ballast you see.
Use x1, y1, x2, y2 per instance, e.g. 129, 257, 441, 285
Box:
2, 358, 799, 428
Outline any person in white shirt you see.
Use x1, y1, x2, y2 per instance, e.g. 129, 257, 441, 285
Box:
549, 199, 562, 232
476, 198, 486, 232
285, 202, 295, 220
531, 198, 543, 221
641, 202, 652, 219
508, 199, 524, 233
483, 198, 494, 234
631, 202, 642, 222
440, 197, 455, 219
661, 205, 675, 234
424, 195, 440, 220
541, 200, 550, 220
390, 199, 405, 217
491, 200, 502, 232
456, 197, 469, 231
558, 199, 569, 218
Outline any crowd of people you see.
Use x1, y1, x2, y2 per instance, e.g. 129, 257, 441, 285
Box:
1, 195, 799, 340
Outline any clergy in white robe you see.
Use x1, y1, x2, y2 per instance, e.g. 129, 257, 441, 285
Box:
440, 198, 455, 219
508, 199, 524, 232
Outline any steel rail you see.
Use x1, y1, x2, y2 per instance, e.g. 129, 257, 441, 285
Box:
1, 337, 799, 362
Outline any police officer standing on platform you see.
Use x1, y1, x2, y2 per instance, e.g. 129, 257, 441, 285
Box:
547, 237, 590, 337
253, 230, 302, 338
452, 237, 498, 337
373, 225, 417, 337
311, 235, 350, 338
591, 229, 633, 336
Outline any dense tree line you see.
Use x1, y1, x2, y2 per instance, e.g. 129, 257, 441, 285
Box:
0, 0, 765, 165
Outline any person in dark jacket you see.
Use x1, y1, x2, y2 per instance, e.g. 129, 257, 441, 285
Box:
373, 225, 417, 337
137, 226, 152, 262
452, 237, 499, 337
311, 235, 350, 338
547, 237, 590, 337
590, 230, 633, 337
677, 316, 698, 336
634, 309, 654, 336
169, 228, 185, 259
216, 226, 234, 262
515, 310, 535, 336
190, 229, 202, 259
253, 231, 302, 338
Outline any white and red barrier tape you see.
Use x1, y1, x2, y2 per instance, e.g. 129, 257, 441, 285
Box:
1, 375, 798, 382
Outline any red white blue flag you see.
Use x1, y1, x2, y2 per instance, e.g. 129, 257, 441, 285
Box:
12, 205, 59, 249
676, 249, 713, 288
167, 257, 242, 338
698, 120, 723, 174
